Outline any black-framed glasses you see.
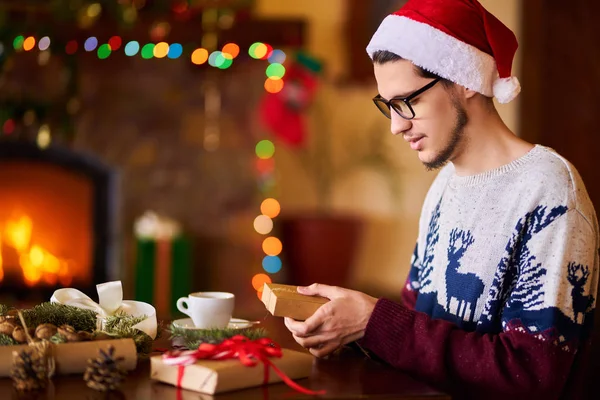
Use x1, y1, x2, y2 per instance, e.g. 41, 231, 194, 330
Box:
373, 78, 441, 120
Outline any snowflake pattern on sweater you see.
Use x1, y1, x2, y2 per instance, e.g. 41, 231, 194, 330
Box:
407, 145, 599, 350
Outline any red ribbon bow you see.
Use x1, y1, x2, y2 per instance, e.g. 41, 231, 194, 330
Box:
162, 335, 325, 396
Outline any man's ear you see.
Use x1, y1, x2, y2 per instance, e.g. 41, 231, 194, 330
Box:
460, 86, 478, 100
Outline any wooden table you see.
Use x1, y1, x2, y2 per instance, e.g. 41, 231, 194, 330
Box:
0, 317, 451, 399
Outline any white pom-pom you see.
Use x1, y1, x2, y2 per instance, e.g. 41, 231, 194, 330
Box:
493, 76, 521, 104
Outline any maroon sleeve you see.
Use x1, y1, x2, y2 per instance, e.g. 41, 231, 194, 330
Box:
359, 299, 576, 400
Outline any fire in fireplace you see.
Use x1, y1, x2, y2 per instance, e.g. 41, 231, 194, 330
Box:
0, 140, 118, 301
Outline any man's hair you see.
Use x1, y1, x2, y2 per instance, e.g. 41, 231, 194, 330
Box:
372, 50, 453, 88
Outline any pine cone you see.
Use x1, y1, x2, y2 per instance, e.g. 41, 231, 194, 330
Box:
10, 349, 48, 392
83, 345, 127, 392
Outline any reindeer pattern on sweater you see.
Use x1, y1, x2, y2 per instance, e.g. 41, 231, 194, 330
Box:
407, 145, 599, 348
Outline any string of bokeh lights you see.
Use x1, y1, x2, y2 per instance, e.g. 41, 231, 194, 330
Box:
251, 139, 282, 299
4, 35, 287, 94
1, 36, 287, 147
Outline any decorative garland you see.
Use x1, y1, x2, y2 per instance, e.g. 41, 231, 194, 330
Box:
0, 39, 286, 143
0, 303, 158, 355
0, 0, 286, 144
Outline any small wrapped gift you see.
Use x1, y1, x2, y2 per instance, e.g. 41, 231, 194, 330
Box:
261, 283, 329, 321
134, 211, 192, 317
151, 335, 324, 395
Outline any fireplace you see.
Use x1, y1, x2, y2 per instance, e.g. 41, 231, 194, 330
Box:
0, 140, 118, 301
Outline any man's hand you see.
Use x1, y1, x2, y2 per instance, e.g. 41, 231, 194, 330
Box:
284, 283, 378, 358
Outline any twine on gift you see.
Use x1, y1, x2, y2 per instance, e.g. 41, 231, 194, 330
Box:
16, 311, 56, 379
162, 335, 326, 396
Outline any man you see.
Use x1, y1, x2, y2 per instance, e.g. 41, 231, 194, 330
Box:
284, 0, 600, 399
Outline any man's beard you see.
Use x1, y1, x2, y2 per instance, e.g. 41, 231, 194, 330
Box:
422, 99, 469, 171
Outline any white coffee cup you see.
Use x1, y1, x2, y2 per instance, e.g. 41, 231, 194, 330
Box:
176, 292, 235, 329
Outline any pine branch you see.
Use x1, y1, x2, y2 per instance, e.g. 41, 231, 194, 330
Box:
169, 324, 268, 349
0, 333, 18, 346
102, 312, 158, 356
22, 303, 96, 332
0, 304, 10, 316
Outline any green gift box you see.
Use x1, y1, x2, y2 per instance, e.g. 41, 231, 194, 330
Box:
134, 235, 191, 317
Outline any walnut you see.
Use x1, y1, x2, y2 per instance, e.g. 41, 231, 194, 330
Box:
0, 311, 19, 325
78, 331, 93, 341
0, 321, 18, 336
12, 326, 34, 343
57, 325, 80, 342
35, 323, 58, 340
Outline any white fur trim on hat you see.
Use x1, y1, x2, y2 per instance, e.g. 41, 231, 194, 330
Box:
367, 15, 499, 99
493, 76, 521, 104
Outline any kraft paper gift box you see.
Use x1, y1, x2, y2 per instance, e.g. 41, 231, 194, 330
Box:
261, 283, 329, 321
150, 348, 314, 395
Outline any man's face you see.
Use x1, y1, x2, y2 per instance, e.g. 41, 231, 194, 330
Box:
374, 59, 468, 170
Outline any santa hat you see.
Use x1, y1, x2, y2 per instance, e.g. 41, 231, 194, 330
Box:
366, 0, 520, 104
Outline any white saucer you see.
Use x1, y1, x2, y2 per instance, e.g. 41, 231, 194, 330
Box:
172, 317, 256, 330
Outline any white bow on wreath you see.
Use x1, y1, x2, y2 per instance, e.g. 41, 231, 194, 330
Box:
50, 281, 157, 339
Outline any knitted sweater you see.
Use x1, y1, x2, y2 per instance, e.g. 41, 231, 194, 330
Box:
359, 145, 599, 400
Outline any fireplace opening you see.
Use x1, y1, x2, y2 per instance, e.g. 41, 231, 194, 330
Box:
0, 141, 118, 302
0, 162, 93, 288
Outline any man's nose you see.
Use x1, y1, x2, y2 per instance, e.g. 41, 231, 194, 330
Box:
390, 112, 412, 136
